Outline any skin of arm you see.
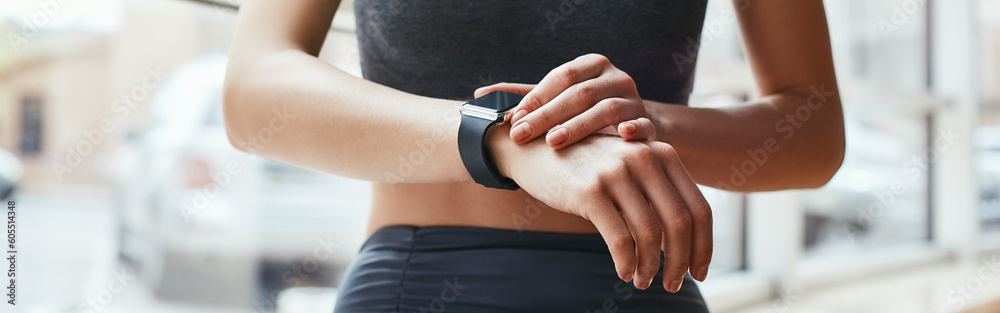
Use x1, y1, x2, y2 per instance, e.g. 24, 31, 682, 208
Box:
224, 0, 473, 183
484, 0, 844, 192
648, 0, 844, 192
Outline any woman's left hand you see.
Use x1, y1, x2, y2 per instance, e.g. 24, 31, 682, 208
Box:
475, 53, 656, 149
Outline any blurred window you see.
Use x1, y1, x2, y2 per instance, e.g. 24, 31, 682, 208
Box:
701, 187, 746, 273
801, 105, 931, 256
19, 95, 43, 156
978, 0, 1000, 240
825, 0, 929, 92
798, 0, 933, 256
979, 127, 1000, 234
981, 0, 1000, 104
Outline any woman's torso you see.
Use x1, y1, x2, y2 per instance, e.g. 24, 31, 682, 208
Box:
355, 0, 707, 235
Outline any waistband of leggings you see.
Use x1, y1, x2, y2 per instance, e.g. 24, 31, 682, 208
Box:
360, 225, 611, 254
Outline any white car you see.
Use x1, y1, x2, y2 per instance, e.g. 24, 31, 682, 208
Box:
114, 55, 370, 308
0, 147, 23, 199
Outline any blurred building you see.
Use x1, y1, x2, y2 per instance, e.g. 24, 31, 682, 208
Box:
0, 0, 236, 185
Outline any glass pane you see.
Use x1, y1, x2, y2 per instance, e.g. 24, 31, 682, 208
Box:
802, 103, 931, 256
978, 0, 1000, 240
792, 0, 933, 258
978, 127, 1000, 234
824, 0, 928, 92
19, 96, 43, 156
700, 186, 745, 273
980, 0, 1000, 104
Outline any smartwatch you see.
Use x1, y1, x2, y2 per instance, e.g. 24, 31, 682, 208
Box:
458, 90, 523, 190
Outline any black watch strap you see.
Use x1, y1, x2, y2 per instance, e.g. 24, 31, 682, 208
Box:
458, 91, 521, 190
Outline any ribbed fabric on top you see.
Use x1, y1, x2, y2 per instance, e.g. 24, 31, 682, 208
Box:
354, 0, 708, 104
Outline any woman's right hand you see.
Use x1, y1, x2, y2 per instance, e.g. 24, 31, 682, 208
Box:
488, 127, 713, 292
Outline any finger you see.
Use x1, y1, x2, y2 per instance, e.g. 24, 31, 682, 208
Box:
618, 117, 657, 141
650, 143, 714, 282
547, 97, 644, 148
513, 77, 627, 145
474, 82, 536, 98
511, 54, 611, 125
654, 183, 692, 293
626, 145, 691, 292
583, 194, 637, 283
609, 180, 663, 290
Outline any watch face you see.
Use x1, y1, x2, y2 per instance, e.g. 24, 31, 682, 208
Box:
471, 91, 524, 112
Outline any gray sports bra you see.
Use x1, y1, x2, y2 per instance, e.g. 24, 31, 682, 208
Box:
354, 0, 707, 104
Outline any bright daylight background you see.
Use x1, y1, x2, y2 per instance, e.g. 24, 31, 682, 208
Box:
0, 0, 999, 312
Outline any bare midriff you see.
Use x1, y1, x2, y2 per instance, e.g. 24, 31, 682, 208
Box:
367, 97, 599, 236
367, 181, 599, 236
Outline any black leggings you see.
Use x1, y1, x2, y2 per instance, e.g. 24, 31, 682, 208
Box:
334, 225, 709, 312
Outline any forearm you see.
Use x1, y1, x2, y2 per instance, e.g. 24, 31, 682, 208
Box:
648, 90, 845, 191
223, 50, 470, 183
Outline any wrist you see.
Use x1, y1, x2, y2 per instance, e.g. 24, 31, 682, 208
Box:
643, 100, 677, 145
458, 91, 525, 189
485, 123, 516, 179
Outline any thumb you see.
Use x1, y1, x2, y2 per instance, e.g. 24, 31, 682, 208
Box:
617, 117, 657, 141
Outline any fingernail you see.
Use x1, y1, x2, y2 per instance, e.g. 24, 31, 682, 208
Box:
623, 122, 636, 134
697, 265, 710, 281
669, 279, 683, 293
632, 273, 646, 289
511, 122, 532, 142
622, 271, 633, 283
511, 109, 527, 124
548, 127, 568, 146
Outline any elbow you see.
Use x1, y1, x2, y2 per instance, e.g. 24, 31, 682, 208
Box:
800, 130, 846, 189
222, 70, 252, 153
788, 89, 846, 189
221, 50, 301, 154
